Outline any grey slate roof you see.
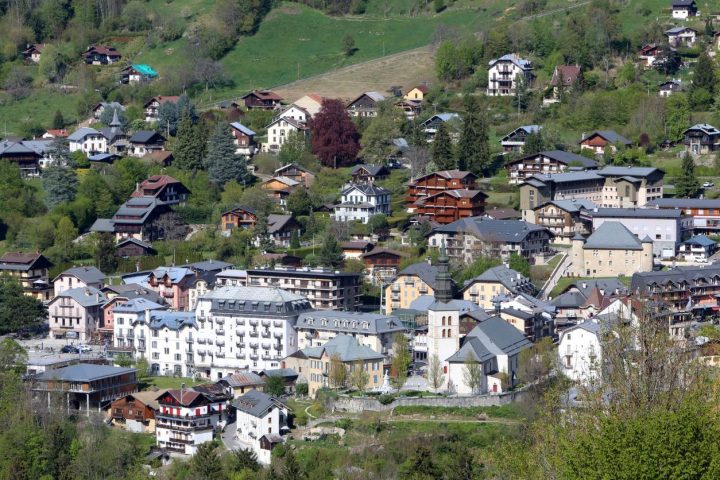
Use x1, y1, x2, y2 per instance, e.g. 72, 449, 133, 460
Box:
557, 278, 628, 298
666, 26, 697, 34
230, 122, 256, 136
397, 263, 442, 289
233, 390, 280, 417
542, 199, 597, 214
341, 183, 390, 197
582, 130, 632, 146
550, 290, 588, 308
682, 235, 716, 247
588, 208, 683, 219
182, 260, 233, 272
684, 123, 720, 136
68, 127, 101, 142
581, 222, 642, 250
632, 264, 720, 292
533, 150, 598, 168
221, 371, 264, 388
267, 214, 295, 234
55, 286, 106, 307
298, 334, 384, 362
34, 363, 136, 382
350, 164, 387, 176
527, 171, 604, 184
647, 198, 720, 209
201, 285, 312, 314
56, 266, 106, 284
113, 297, 165, 313
433, 217, 552, 243
597, 166, 661, 179
447, 316, 531, 362
129, 130, 164, 144
90, 218, 115, 233
465, 265, 534, 294
296, 311, 406, 335
261, 368, 298, 379
148, 311, 196, 330
489, 54, 532, 70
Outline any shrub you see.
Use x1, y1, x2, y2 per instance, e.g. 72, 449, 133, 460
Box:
378, 394, 395, 405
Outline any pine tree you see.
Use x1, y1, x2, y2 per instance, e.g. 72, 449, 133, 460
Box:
42, 165, 78, 207
52, 110, 64, 129
523, 131, 545, 156
457, 96, 490, 175
432, 121, 455, 170
95, 233, 117, 273
48, 137, 70, 167
674, 152, 701, 198
693, 53, 716, 95
318, 235, 344, 267
174, 112, 206, 171
188, 443, 224, 480
206, 122, 249, 186
290, 230, 300, 249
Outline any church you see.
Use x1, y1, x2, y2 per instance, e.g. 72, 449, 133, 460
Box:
425, 245, 532, 394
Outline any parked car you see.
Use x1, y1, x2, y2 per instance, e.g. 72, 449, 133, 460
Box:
61, 345, 79, 354
78, 345, 92, 353
703, 181, 714, 188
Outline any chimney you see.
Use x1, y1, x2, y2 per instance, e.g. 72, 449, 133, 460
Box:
145, 308, 151, 323
582, 282, 587, 289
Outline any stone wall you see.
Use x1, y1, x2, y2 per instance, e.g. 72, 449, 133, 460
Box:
329, 389, 528, 413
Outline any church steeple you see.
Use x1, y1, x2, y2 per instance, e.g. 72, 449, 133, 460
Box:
434, 240, 453, 303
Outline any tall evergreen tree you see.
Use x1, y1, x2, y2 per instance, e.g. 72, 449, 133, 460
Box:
48, 137, 71, 166
206, 122, 249, 186
457, 96, 490, 175
318, 234, 344, 268
523, 131, 545, 156
52, 110, 64, 129
42, 165, 78, 207
674, 152, 701, 198
174, 112, 206, 171
432, 121, 455, 170
188, 443, 225, 480
95, 233, 117, 273
693, 53, 716, 94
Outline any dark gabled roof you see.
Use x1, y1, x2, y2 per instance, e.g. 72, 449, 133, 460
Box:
536, 199, 596, 214
596, 166, 662, 179
447, 316, 531, 362
433, 217, 553, 244
484, 208, 521, 220
233, 390, 281, 417
230, 122, 256, 136
260, 368, 298, 379
220, 371, 264, 388
350, 164, 389, 177
666, 26, 697, 34
580, 130, 632, 146
116, 237, 154, 250
684, 123, 720, 136
509, 150, 598, 168
129, 130, 165, 144
647, 198, 720, 209
501, 125, 541, 142
0, 252, 53, 271
360, 248, 405, 259
465, 265, 533, 293
587, 208, 683, 219
397, 263, 443, 290
222, 204, 257, 216
35, 363, 135, 382
632, 264, 720, 293
550, 65, 581, 86
340, 183, 391, 197
242, 90, 283, 101
275, 163, 314, 176
557, 278, 628, 298
298, 334, 384, 362
267, 214, 296, 234
54, 266, 106, 284
672, 0, 695, 6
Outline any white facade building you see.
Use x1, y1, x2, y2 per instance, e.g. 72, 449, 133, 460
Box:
155, 388, 226, 455
262, 117, 307, 153
193, 286, 313, 380
232, 390, 289, 464
332, 184, 391, 224
487, 54, 533, 97
68, 128, 108, 156
558, 321, 602, 384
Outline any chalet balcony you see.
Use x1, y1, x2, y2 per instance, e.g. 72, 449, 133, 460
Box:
261, 354, 272, 361
215, 318, 225, 325
169, 437, 194, 444
250, 354, 259, 361
216, 352, 225, 358
216, 329, 225, 336
197, 338, 207, 344
249, 320, 259, 326
236, 328, 244, 336
235, 352, 245, 359
262, 342, 270, 350
274, 332, 283, 339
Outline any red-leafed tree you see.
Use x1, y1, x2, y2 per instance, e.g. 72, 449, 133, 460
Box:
310, 98, 360, 168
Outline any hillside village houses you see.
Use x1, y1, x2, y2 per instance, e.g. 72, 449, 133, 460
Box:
420, 113, 462, 141
144, 96, 180, 123
332, 183, 391, 224
22, 43, 44, 63
384, 262, 449, 314
672, 0, 697, 18
646, 198, 720, 236
569, 222, 654, 278
683, 123, 720, 154
232, 390, 289, 464
659, 80, 682, 97
500, 125, 541, 153
506, 150, 599, 185
461, 265, 536, 310
274, 163, 315, 187
666, 26, 697, 47
346, 91, 385, 117
229, 122, 257, 156
53, 266, 106, 296
579, 130, 632, 155
545, 64, 581, 104
0, 251, 53, 300
241, 90, 283, 110
487, 54, 533, 96
82, 45, 121, 64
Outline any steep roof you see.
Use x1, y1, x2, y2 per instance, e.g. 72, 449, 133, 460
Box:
684, 123, 720, 136
129, 130, 164, 144
233, 390, 281, 417
510, 150, 598, 168
632, 264, 720, 293
433, 217, 552, 244
488, 53, 532, 70
242, 90, 282, 101
267, 214, 295, 234
148, 311, 196, 330
221, 371, 264, 388
68, 127, 101, 142
113, 297, 166, 313
341, 183, 390, 196
0, 252, 52, 271
468, 265, 533, 293
447, 316, 531, 362
299, 334, 384, 362
397, 263, 442, 289
54, 286, 106, 307
539, 199, 597, 214
682, 235, 717, 247
550, 65, 581, 86
501, 125, 541, 141
143, 96, 180, 108
420, 113, 462, 127
55, 266, 106, 284
230, 122, 256, 136
350, 164, 388, 177
125, 389, 169, 410
581, 222, 643, 250
581, 130, 632, 146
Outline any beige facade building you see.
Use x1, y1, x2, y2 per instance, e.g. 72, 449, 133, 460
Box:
461, 265, 536, 309
283, 335, 384, 396
384, 262, 442, 314
569, 222, 653, 278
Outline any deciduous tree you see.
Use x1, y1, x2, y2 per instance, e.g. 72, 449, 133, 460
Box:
391, 333, 411, 389
265, 375, 285, 396
428, 354, 445, 392
462, 353, 482, 394
350, 361, 370, 393
310, 99, 360, 168
328, 353, 348, 389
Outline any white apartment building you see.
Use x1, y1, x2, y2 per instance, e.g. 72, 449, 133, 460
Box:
194, 286, 313, 380
68, 128, 108, 156
156, 388, 225, 455
332, 184, 391, 224
232, 390, 289, 464
487, 54, 533, 97
558, 321, 602, 384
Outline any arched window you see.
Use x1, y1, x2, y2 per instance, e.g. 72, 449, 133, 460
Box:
447, 317, 452, 326
447, 330, 452, 338
442, 329, 446, 338
441, 316, 446, 326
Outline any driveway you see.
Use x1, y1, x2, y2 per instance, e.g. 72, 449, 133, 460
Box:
221, 420, 254, 453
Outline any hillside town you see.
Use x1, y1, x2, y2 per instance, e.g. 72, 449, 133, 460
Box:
3, 0, 720, 477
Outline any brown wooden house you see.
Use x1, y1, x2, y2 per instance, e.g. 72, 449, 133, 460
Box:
260, 176, 300, 206
274, 163, 315, 187
406, 170, 477, 209
221, 205, 258, 233
579, 130, 632, 155
342, 241, 375, 259
115, 237, 157, 258
346, 91, 385, 117
414, 189, 487, 224
350, 164, 390, 184
360, 248, 406, 282
110, 389, 168, 433
241, 90, 283, 110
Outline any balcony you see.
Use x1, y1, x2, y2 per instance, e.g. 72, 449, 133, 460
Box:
216, 352, 225, 358
197, 349, 206, 355
249, 331, 259, 337
236, 341, 245, 348
261, 331, 270, 338
235, 352, 245, 359
262, 342, 270, 349
236, 328, 243, 336
197, 338, 207, 344
169, 437, 193, 444
261, 354, 272, 361
216, 339, 225, 347
249, 320, 259, 326
185, 357, 194, 365
137, 344, 146, 352
274, 332, 283, 339
215, 318, 225, 325
216, 329, 225, 336
236, 319, 245, 326
127, 332, 135, 339
250, 342, 259, 348
250, 354, 259, 360
261, 320, 271, 327
273, 321, 283, 328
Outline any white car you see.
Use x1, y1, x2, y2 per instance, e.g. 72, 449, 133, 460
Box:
703, 182, 714, 188
78, 345, 92, 353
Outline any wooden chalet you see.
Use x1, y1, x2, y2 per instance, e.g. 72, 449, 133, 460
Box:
131, 175, 190, 205
579, 130, 632, 155
350, 164, 389, 184
115, 238, 157, 258
241, 90, 283, 110
346, 91, 385, 117
342, 241, 375, 259
406, 170, 477, 209
82, 45, 121, 65
110, 389, 168, 433
260, 176, 300, 206
414, 190, 487, 224
0, 251, 53, 300
360, 248, 406, 282
274, 163, 315, 187
23, 43, 45, 63
221, 205, 258, 232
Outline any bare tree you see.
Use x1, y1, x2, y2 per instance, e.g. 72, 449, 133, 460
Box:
428, 354, 445, 392
462, 354, 483, 394
407, 146, 431, 178
328, 354, 348, 389
350, 361, 369, 393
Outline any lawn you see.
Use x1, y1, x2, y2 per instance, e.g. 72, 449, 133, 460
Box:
135, 2, 504, 103
0, 89, 83, 136
549, 275, 631, 298
392, 403, 527, 420
141, 376, 202, 390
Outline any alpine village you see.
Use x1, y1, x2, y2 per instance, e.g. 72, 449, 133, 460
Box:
3, 0, 720, 478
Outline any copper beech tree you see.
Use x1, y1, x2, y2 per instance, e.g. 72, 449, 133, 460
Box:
310, 98, 360, 168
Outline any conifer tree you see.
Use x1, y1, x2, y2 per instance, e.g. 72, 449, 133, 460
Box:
674, 152, 701, 198
42, 164, 78, 207
318, 235, 344, 267
457, 96, 490, 175
206, 122, 249, 186
174, 112, 206, 171
432, 121, 455, 170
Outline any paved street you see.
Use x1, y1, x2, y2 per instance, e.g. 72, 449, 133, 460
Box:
221, 420, 254, 453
